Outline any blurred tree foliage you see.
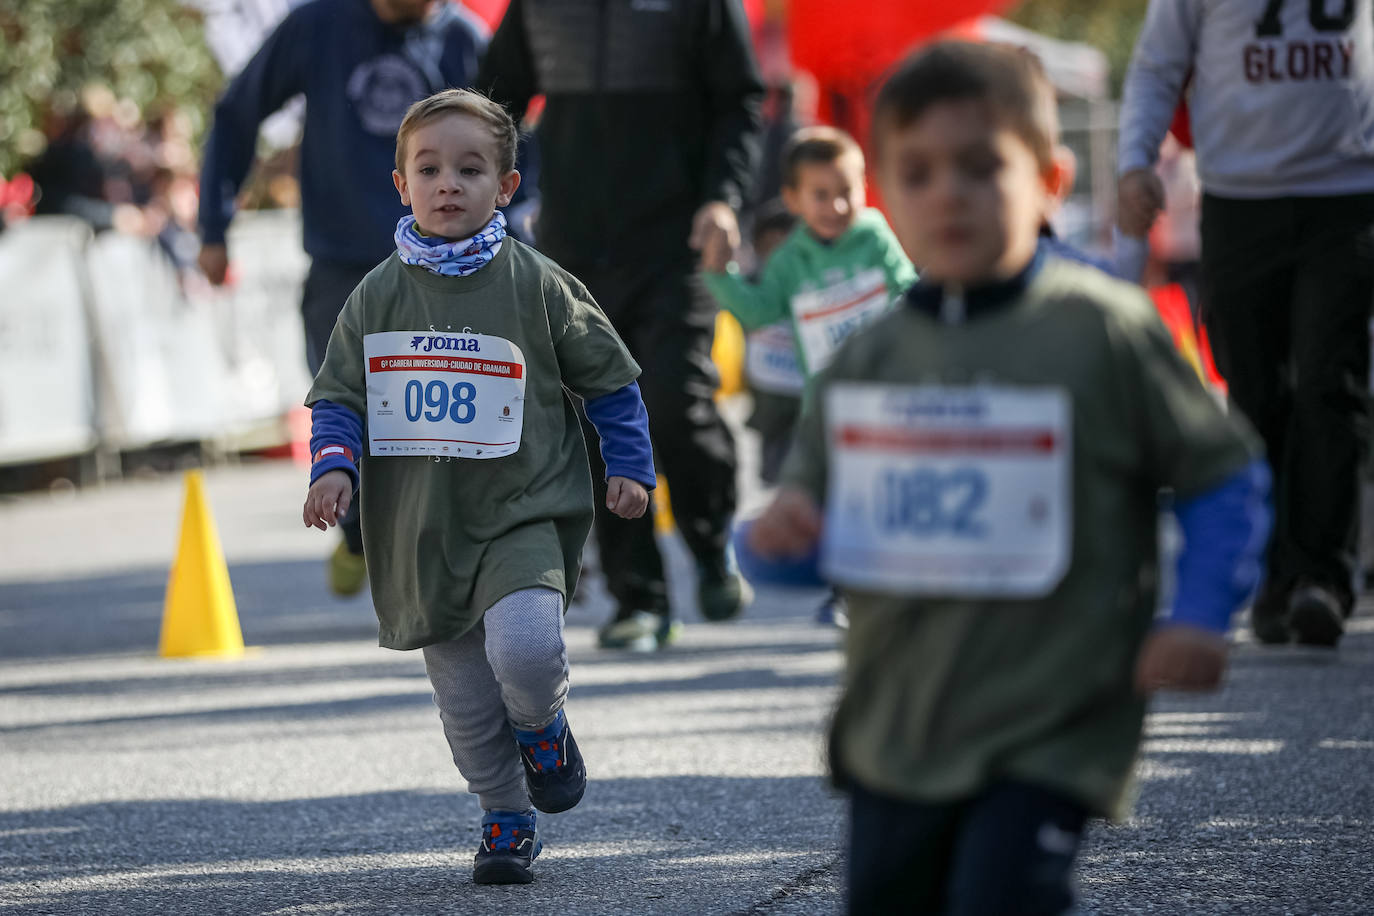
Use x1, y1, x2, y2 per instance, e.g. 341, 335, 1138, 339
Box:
0, 0, 221, 176
1007, 0, 1149, 93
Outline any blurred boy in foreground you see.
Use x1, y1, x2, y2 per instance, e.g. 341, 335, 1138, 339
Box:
739, 42, 1270, 915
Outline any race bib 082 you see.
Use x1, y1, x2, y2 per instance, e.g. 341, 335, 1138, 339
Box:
364, 330, 527, 459
822, 382, 1073, 598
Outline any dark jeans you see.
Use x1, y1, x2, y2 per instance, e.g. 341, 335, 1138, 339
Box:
1200, 193, 1374, 614
302, 258, 373, 555
566, 255, 738, 617
848, 781, 1088, 916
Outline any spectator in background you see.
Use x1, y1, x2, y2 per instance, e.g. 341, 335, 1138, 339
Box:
196, 0, 486, 597
478, 0, 765, 652
1119, 0, 1374, 647
27, 93, 149, 236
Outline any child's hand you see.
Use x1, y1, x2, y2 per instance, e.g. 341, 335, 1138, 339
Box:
1134, 624, 1229, 694
606, 476, 650, 519
303, 470, 354, 531
748, 487, 823, 558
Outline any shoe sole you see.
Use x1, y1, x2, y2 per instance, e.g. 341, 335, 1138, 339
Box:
473, 859, 535, 885
1288, 601, 1343, 648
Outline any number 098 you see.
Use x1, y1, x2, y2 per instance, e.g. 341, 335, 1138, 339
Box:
404, 379, 478, 424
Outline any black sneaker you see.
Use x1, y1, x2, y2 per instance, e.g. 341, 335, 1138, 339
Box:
1249, 584, 1290, 645
473, 809, 540, 885
698, 547, 753, 622
1286, 584, 1344, 648
513, 710, 587, 814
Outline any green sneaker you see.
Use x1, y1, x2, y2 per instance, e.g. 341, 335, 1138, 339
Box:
328, 541, 367, 597
597, 611, 681, 652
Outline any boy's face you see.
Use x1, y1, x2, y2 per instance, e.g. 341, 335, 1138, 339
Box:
782, 156, 866, 242
876, 100, 1052, 286
393, 113, 520, 241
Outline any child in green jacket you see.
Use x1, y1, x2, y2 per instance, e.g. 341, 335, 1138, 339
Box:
702, 125, 915, 391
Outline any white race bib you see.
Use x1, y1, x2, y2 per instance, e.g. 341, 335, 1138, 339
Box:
364, 331, 526, 459
791, 268, 890, 372
823, 383, 1072, 598
745, 322, 805, 395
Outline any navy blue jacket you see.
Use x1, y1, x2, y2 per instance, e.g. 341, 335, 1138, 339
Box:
199, 0, 485, 266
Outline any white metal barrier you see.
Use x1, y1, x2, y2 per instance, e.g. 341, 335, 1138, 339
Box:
0, 217, 99, 465
0, 210, 315, 467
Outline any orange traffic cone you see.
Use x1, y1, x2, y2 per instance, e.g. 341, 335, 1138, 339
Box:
158, 471, 245, 658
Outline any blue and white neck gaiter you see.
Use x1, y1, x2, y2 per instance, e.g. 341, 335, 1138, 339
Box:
394, 210, 506, 277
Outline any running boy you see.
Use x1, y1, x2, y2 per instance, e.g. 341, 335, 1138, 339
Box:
302, 89, 654, 886
740, 43, 1270, 914
702, 126, 915, 391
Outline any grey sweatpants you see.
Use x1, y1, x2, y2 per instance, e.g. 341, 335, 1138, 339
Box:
422, 587, 569, 812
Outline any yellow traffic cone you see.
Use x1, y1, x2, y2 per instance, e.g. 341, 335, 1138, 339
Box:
158, 470, 245, 658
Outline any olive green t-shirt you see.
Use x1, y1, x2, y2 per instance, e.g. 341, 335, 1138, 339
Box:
307, 240, 640, 650
783, 259, 1260, 818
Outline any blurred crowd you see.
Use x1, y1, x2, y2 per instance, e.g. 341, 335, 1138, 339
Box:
0, 81, 305, 275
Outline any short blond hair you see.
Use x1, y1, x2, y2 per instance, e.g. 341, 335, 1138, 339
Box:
781, 125, 864, 188
394, 88, 519, 174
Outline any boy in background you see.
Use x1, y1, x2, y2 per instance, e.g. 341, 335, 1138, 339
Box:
740, 43, 1269, 914
702, 126, 915, 391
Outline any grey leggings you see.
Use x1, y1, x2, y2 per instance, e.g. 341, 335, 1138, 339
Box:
422, 587, 569, 812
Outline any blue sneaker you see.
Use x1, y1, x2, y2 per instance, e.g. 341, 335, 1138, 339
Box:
513, 709, 586, 814
815, 592, 848, 630
473, 809, 541, 885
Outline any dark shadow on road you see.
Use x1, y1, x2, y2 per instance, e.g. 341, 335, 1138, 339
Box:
0, 560, 380, 662
0, 661, 837, 736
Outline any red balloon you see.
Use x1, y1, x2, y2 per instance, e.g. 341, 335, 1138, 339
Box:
788, 0, 1013, 81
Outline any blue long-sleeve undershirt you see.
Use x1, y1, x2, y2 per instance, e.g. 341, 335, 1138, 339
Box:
308, 381, 655, 490
308, 400, 363, 488
1168, 460, 1271, 633
583, 381, 656, 489
731, 461, 1272, 633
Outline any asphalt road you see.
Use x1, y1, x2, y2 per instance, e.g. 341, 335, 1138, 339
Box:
1, 435, 1371, 914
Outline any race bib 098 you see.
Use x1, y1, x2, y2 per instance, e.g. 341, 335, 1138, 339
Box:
364, 331, 527, 459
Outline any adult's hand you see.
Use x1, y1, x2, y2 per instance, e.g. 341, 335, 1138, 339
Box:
1117, 168, 1165, 238
689, 201, 740, 273
198, 242, 230, 286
